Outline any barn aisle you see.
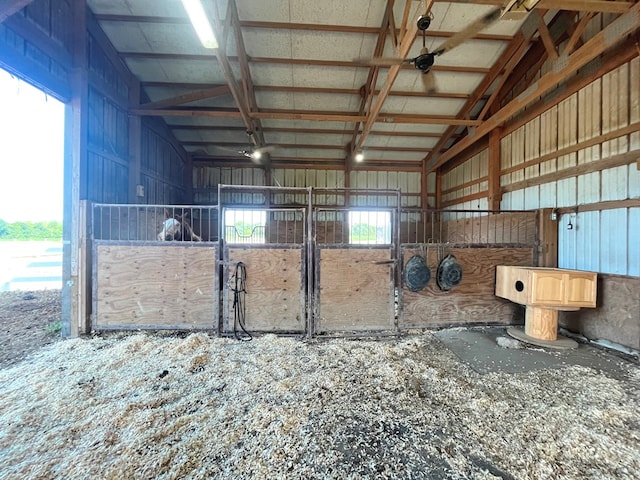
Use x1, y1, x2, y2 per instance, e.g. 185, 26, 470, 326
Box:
0, 332, 638, 479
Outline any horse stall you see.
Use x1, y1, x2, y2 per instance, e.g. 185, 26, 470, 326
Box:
399, 209, 539, 328
87, 191, 541, 336
91, 204, 219, 331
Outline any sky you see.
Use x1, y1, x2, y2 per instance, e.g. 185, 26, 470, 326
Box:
0, 68, 64, 223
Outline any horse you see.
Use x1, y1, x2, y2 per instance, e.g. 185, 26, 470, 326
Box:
157, 210, 202, 242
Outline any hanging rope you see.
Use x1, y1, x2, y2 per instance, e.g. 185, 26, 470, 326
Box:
230, 262, 252, 341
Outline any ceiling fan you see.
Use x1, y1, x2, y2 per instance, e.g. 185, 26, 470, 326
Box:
356, 7, 502, 94
217, 144, 280, 163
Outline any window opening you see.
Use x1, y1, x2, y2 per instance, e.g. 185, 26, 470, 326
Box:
224, 209, 266, 244
348, 210, 391, 245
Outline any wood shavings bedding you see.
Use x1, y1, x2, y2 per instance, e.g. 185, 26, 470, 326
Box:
0, 333, 638, 480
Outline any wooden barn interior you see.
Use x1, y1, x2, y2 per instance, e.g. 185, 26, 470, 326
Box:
1, 0, 638, 349
1, 1, 640, 478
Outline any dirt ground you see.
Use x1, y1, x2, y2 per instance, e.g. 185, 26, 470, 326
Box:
0, 289, 62, 368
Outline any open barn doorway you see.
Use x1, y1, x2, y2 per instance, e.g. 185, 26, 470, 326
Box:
0, 67, 65, 363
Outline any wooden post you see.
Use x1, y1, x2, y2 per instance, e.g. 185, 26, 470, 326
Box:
128, 81, 142, 202
435, 169, 442, 210
62, 0, 88, 338
75, 200, 91, 335
537, 208, 558, 267
488, 127, 502, 211
525, 306, 559, 341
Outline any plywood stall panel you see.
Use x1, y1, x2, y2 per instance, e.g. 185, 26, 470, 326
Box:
94, 244, 217, 329
401, 248, 534, 327
316, 248, 395, 332
224, 248, 305, 333
560, 275, 640, 351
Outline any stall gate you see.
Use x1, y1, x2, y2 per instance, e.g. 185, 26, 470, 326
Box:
220, 208, 308, 336
313, 208, 398, 334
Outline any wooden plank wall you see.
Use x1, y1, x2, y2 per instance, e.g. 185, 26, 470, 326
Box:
0, 1, 73, 99
140, 118, 187, 205
316, 248, 394, 332
560, 275, 640, 351
401, 247, 535, 327
94, 244, 217, 329
224, 248, 305, 333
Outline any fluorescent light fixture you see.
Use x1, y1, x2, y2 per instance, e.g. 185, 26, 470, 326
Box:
354, 151, 365, 162
181, 0, 218, 49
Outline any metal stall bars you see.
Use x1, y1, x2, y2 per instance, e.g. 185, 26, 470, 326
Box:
311, 188, 402, 336
217, 185, 312, 337
91, 203, 219, 332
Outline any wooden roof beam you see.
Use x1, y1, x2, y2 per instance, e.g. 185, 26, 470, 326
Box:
355, 0, 432, 153
421, 12, 540, 169
170, 124, 455, 139
142, 82, 480, 100
564, 11, 595, 55
535, 10, 559, 60
138, 85, 231, 110
131, 107, 480, 126
349, 0, 394, 169
442, 0, 633, 13
428, 1, 640, 172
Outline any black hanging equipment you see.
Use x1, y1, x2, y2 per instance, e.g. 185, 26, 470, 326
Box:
436, 254, 463, 291
404, 255, 431, 292
231, 262, 252, 341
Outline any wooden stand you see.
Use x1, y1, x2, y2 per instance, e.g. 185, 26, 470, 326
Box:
525, 306, 559, 341
496, 266, 597, 350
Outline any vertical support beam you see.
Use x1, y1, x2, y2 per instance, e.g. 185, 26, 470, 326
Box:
63, 0, 88, 337
128, 81, 142, 202
488, 127, 502, 211
435, 170, 443, 210
537, 208, 558, 267
421, 159, 429, 209
184, 153, 194, 203
76, 200, 90, 335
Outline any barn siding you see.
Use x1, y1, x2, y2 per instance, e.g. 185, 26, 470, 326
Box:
488, 61, 638, 277
0, 1, 73, 100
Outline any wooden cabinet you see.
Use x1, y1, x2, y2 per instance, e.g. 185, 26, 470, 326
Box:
496, 266, 596, 310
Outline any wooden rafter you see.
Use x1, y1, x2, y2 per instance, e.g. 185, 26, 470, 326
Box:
349, 0, 394, 167
138, 85, 231, 110
131, 107, 481, 126
169, 124, 455, 139
119, 51, 491, 75
476, 34, 532, 120
226, 0, 268, 158
142, 82, 480, 100
93, 15, 512, 42
421, 12, 540, 169
535, 10, 559, 60
442, 0, 633, 13
428, 1, 640, 172
354, 0, 433, 153
565, 11, 595, 54
184, 141, 431, 153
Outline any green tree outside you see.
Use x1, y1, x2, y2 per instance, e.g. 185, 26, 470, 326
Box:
0, 219, 62, 240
